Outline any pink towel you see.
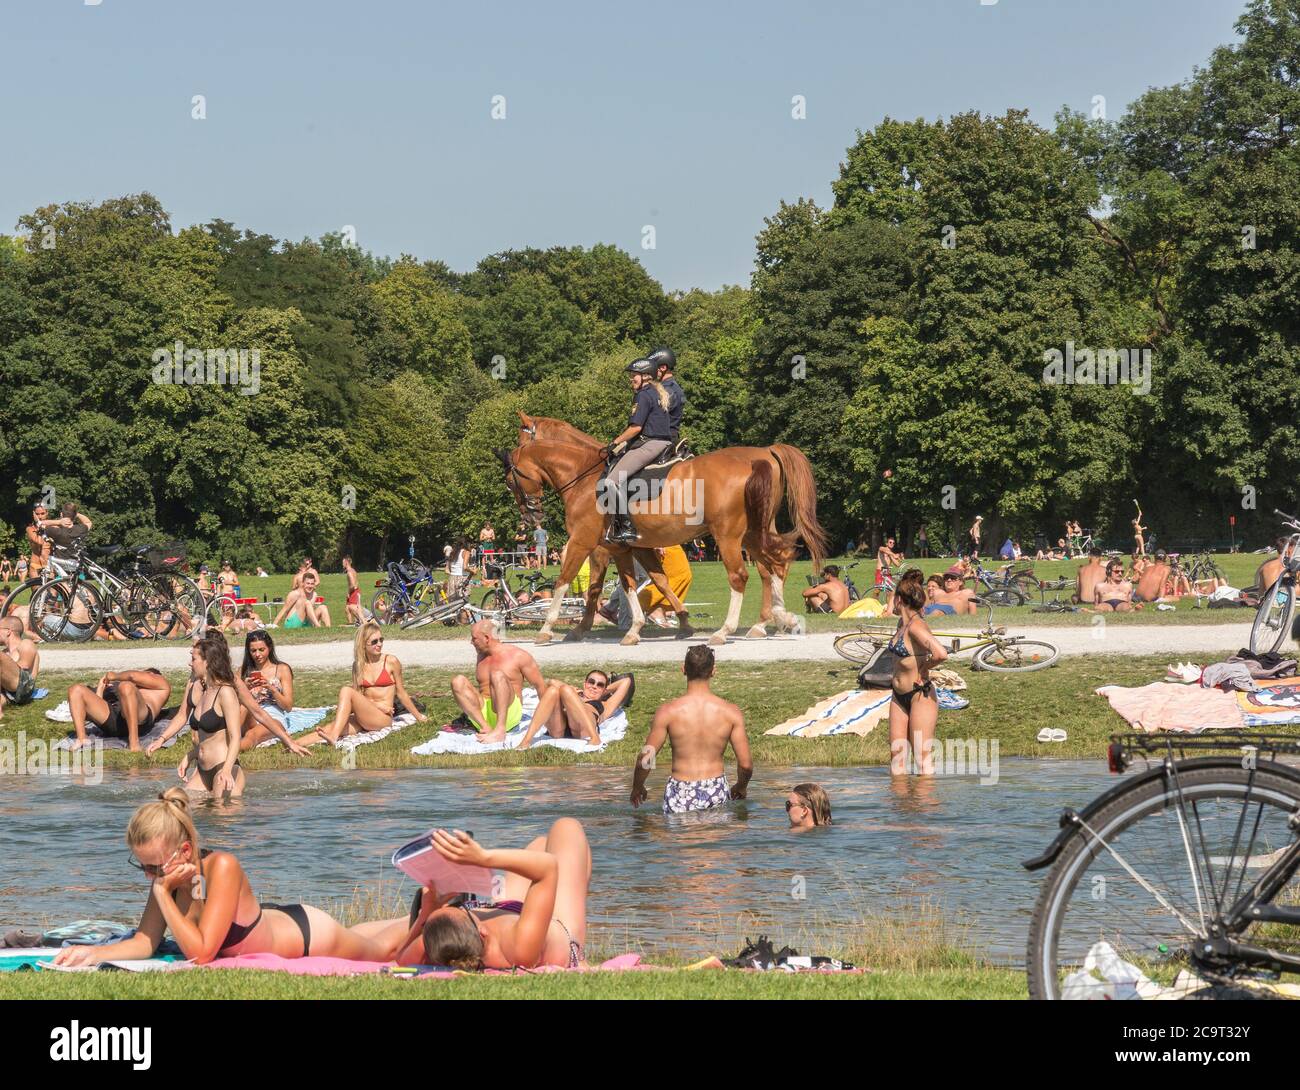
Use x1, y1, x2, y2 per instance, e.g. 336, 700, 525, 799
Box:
1096, 682, 1245, 733
196, 952, 645, 976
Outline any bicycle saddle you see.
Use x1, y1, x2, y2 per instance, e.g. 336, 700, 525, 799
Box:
92, 544, 122, 557
993, 625, 1007, 635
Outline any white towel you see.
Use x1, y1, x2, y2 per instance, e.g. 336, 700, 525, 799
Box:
411, 708, 628, 756
335, 713, 417, 750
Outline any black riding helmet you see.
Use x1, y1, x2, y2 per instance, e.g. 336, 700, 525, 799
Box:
625, 357, 655, 376
645, 346, 676, 372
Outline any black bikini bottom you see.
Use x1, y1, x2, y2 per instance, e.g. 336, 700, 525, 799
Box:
891, 681, 936, 714
262, 903, 311, 956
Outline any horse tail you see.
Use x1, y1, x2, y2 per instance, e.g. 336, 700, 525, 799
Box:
769, 445, 828, 572
744, 459, 781, 556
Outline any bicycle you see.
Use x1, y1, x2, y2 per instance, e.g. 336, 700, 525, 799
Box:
476, 562, 587, 628
967, 559, 1032, 607
831, 604, 1059, 673
371, 558, 443, 625
1250, 509, 1300, 655
24, 543, 204, 642
1024, 731, 1300, 999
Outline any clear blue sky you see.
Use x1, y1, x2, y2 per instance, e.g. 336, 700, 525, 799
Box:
1, 0, 1248, 290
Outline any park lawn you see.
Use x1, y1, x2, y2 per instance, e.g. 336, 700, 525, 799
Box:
7, 652, 1279, 770
0, 965, 1024, 1000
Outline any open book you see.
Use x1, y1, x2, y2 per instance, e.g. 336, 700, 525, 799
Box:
391, 831, 495, 897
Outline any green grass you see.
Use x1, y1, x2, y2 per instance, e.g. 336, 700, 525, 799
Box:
0, 965, 1024, 999
7, 651, 1282, 770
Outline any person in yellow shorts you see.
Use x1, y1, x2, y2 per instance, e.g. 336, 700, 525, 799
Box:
451, 620, 547, 744
638, 545, 692, 627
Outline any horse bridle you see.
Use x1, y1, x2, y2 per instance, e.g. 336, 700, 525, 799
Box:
502, 449, 606, 520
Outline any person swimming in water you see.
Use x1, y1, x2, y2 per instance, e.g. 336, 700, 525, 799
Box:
374, 820, 594, 971
51, 788, 402, 967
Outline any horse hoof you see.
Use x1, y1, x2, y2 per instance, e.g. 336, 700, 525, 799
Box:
746, 624, 768, 639
535, 631, 554, 645
675, 626, 696, 639
562, 629, 586, 643
708, 632, 729, 647
620, 633, 640, 647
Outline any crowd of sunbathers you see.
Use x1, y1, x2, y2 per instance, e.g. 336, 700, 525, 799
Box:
39, 622, 831, 974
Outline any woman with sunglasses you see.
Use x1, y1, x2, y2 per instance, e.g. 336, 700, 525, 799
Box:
786, 783, 833, 829
51, 788, 402, 967
1093, 561, 1139, 612
510, 669, 633, 748
298, 621, 426, 746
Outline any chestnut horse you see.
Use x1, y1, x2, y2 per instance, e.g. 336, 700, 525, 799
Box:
516, 411, 791, 637
498, 427, 826, 646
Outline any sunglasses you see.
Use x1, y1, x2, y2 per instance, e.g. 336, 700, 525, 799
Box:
785, 799, 808, 812
584, 676, 607, 686
368, 637, 384, 646
127, 846, 182, 878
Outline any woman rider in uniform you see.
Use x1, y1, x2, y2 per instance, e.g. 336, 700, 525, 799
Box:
601, 357, 674, 544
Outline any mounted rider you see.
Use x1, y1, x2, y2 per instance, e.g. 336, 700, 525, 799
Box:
600, 357, 674, 544
646, 346, 684, 445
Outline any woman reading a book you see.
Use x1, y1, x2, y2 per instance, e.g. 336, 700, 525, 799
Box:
51, 788, 401, 966
378, 819, 593, 970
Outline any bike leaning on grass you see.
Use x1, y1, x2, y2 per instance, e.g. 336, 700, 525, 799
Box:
1249, 510, 1300, 655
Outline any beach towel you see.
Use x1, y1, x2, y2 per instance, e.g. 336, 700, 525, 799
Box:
335, 713, 418, 750
1096, 682, 1245, 733
1237, 678, 1300, 726
254, 706, 332, 747
52, 717, 184, 751
411, 706, 629, 755
195, 952, 646, 977
764, 686, 967, 738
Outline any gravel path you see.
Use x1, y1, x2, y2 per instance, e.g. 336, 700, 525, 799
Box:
33, 621, 1257, 672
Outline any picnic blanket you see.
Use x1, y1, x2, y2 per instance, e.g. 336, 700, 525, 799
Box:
253, 706, 333, 747
51, 717, 184, 751
411, 703, 629, 756
1237, 677, 1300, 726
764, 686, 968, 738
1096, 682, 1245, 733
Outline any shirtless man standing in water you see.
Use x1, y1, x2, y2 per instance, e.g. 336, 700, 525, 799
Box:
631, 646, 752, 814
454, 620, 547, 743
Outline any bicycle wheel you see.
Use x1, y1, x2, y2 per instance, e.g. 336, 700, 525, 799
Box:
148, 572, 205, 639
975, 588, 1027, 608
1027, 764, 1300, 1000
972, 639, 1058, 672
1250, 576, 1294, 656
832, 631, 889, 665
32, 580, 103, 642
371, 586, 401, 625
1010, 573, 1039, 596
1, 578, 47, 623
112, 576, 158, 637
203, 594, 240, 634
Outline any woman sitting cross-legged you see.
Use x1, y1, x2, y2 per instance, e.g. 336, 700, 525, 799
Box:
366, 820, 593, 971
297, 622, 427, 746
506, 670, 632, 748
237, 629, 298, 751
51, 789, 402, 967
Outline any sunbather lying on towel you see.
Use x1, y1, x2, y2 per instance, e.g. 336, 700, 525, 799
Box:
508, 669, 633, 748
51, 788, 401, 966
367, 819, 593, 971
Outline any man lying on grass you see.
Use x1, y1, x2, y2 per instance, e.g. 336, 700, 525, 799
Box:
631, 645, 751, 814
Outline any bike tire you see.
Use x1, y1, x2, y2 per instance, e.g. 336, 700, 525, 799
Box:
148, 573, 206, 639
1, 577, 46, 622
832, 632, 888, 665
371, 587, 399, 625
1250, 576, 1294, 656
1027, 764, 1300, 1000
972, 639, 1059, 672
33, 579, 103, 642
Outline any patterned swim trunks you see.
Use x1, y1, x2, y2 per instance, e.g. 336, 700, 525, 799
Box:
663, 774, 730, 815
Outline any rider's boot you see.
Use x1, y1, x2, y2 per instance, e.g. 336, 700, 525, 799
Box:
606, 511, 637, 544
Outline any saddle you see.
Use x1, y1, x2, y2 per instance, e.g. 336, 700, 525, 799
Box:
604, 438, 694, 482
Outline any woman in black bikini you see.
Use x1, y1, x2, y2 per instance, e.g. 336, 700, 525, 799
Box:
299, 621, 427, 746
159, 635, 245, 797
886, 569, 948, 776
51, 788, 400, 966
380, 820, 593, 971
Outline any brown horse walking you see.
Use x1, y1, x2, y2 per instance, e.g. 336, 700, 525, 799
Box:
499, 423, 826, 646
516, 412, 795, 636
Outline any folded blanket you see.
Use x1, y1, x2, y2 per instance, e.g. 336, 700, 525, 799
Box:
254, 706, 332, 747
411, 708, 628, 755
1096, 682, 1245, 733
